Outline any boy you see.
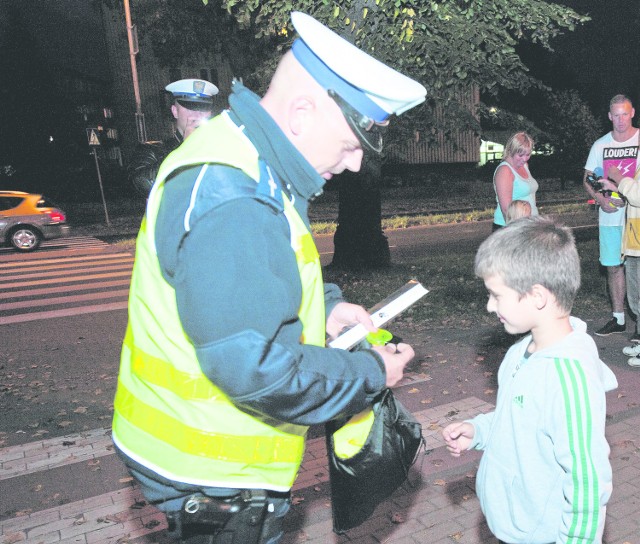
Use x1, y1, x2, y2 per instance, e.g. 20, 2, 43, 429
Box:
442, 217, 618, 544
505, 199, 532, 223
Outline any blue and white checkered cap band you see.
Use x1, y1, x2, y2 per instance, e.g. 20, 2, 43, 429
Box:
292, 39, 389, 123
177, 92, 211, 98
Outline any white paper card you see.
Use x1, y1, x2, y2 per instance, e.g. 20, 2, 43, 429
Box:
328, 280, 429, 350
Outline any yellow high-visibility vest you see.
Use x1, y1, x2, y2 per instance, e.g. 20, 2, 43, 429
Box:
112, 113, 325, 491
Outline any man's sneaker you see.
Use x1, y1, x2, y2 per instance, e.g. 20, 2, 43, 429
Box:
630, 332, 640, 344
594, 318, 625, 336
623, 344, 640, 357
628, 356, 640, 367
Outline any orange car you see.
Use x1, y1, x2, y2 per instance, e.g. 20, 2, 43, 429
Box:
0, 191, 70, 251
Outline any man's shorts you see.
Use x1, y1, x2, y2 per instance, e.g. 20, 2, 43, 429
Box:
599, 225, 624, 266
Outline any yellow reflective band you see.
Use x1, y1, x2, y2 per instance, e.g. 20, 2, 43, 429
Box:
332, 407, 375, 459
125, 334, 219, 401
114, 382, 304, 464
298, 233, 319, 263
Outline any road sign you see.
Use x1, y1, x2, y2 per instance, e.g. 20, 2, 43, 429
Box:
87, 128, 101, 146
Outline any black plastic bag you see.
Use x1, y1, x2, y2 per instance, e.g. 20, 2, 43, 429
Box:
325, 388, 425, 533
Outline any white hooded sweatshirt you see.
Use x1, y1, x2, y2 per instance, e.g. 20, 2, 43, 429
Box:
468, 317, 618, 543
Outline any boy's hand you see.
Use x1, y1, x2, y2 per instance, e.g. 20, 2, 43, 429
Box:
442, 422, 475, 457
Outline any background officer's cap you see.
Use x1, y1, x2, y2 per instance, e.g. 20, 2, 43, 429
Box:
290, 11, 426, 152
165, 79, 219, 111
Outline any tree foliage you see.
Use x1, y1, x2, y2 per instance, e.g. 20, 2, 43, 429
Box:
208, 0, 589, 137
540, 89, 604, 177
118, 0, 278, 87
104, 0, 593, 146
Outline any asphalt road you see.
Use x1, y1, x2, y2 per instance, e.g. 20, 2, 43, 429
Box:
316, 211, 598, 266
0, 211, 600, 446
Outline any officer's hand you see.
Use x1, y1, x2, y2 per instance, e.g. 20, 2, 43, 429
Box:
326, 302, 375, 339
373, 343, 415, 387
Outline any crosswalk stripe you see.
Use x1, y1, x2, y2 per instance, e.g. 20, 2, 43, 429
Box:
0, 279, 131, 301
0, 289, 130, 311
0, 236, 110, 256
0, 270, 132, 290
0, 486, 165, 544
0, 429, 115, 481
0, 253, 133, 270
0, 263, 133, 283
42, 236, 110, 248
0, 258, 133, 275
0, 301, 129, 325
0, 241, 134, 322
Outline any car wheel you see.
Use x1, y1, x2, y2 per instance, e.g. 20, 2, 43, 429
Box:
9, 226, 42, 252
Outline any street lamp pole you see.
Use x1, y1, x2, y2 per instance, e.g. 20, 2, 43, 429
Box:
123, 0, 146, 143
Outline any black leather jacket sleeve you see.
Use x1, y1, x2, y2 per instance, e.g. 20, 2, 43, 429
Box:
127, 141, 170, 197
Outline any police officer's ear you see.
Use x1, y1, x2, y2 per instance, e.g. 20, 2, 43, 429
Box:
171, 104, 179, 121
288, 95, 316, 137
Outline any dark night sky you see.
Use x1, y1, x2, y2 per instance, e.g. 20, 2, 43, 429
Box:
523, 0, 640, 115
0, 0, 112, 195
4, 0, 109, 78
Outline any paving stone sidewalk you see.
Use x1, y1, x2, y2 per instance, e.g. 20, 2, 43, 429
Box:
2, 400, 639, 544
3, 321, 640, 544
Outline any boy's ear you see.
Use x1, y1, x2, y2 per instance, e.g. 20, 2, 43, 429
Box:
529, 283, 550, 309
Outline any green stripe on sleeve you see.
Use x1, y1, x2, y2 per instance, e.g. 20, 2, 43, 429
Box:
554, 357, 599, 543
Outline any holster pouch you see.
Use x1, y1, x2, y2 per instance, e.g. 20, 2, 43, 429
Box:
167, 490, 268, 544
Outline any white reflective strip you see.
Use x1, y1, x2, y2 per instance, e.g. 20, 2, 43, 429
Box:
265, 165, 277, 198
184, 164, 209, 232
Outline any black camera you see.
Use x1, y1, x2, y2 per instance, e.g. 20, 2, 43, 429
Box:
586, 172, 606, 193
586, 172, 625, 208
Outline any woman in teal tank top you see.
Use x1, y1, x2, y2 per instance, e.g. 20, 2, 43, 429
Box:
493, 132, 539, 229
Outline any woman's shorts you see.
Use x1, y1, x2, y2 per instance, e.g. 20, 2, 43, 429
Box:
599, 225, 624, 267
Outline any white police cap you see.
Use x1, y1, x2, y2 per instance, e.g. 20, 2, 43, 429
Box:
165, 79, 219, 107
290, 11, 426, 122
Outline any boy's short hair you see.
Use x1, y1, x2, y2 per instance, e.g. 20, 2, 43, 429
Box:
475, 216, 580, 312
505, 200, 532, 223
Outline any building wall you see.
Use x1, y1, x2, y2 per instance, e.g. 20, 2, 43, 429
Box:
389, 86, 480, 165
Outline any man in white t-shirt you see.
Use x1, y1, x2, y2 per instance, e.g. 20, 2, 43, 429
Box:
584, 94, 639, 339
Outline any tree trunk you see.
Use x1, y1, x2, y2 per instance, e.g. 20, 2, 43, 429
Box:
331, 155, 391, 269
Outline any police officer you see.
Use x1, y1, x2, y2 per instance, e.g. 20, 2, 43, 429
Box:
112, 12, 426, 543
127, 78, 219, 197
